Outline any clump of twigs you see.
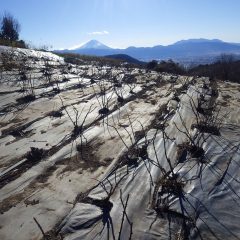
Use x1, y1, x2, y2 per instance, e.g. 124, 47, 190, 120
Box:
98, 107, 110, 115
128, 143, 148, 163
82, 196, 113, 214
172, 93, 180, 102
92, 79, 113, 117
41, 58, 54, 86
59, 95, 94, 139
62, 76, 70, 82
177, 143, 205, 160
196, 104, 213, 116
16, 94, 36, 103
191, 122, 220, 136
33, 217, 63, 240
25, 147, 45, 162
48, 110, 63, 118
159, 173, 184, 196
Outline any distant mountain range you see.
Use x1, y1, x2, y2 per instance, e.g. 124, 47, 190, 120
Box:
55, 39, 240, 64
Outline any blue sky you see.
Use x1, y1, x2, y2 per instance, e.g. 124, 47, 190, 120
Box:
1, 0, 240, 49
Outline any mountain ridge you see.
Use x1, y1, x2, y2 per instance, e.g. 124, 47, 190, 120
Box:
55, 38, 240, 64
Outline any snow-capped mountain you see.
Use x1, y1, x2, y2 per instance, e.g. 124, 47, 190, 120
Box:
75, 40, 111, 50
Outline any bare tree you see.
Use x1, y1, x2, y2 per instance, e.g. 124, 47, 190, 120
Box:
0, 12, 20, 41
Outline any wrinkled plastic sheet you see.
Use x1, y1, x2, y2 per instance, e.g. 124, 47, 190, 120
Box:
59, 85, 240, 239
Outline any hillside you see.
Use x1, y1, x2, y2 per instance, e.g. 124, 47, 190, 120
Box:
0, 46, 240, 240
104, 54, 145, 65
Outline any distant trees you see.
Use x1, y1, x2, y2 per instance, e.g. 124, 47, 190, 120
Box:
146, 55, 240, 83
217, 54, 235, 80
147, 60, 158, 70
147, 59, 186, 75
0, 12, 26, 48
188, 54, 240, 83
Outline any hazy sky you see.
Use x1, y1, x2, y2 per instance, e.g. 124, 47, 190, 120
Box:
1, 0, 240, 49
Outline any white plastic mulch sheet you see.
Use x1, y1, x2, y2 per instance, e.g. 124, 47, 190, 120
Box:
59, 86, 240, 239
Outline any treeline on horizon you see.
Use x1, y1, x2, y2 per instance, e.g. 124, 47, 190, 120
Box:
187, 55, 240, 83
146, 55, 240, 83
